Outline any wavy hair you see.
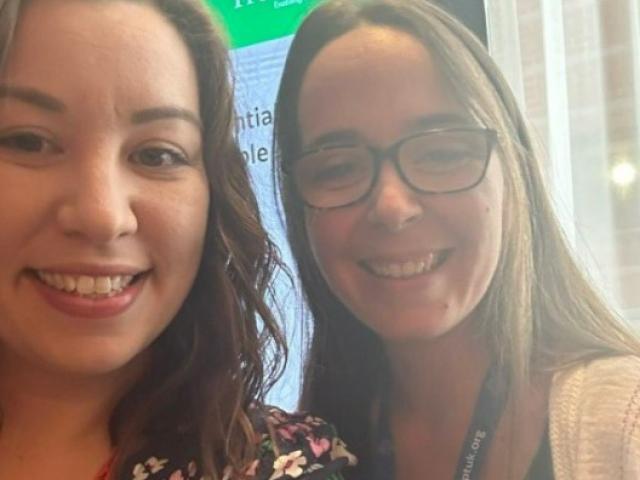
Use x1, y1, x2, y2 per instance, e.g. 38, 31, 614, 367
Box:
273, 0, 640, 476
0, 1, 287, 478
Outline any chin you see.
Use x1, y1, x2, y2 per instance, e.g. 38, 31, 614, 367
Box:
40, 342, 151, 379
376, 327, 454, 345
361, 309, 455, 342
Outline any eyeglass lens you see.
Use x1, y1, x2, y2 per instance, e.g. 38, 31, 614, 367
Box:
294, 129, 491, 208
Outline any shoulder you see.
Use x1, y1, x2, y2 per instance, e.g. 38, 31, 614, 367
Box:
550, 354, 640, 406
118, 433, 201, 480
551, 354, 640, 393
549, 355, 640, 479
117, 407, 356, 480
229, 405, 357, 480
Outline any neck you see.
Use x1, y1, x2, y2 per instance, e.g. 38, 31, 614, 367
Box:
0, 349, 144, 451
384, 319, 491, 434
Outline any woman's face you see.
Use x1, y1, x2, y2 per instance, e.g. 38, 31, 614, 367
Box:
298, 26, 504, 343
0, 0, 209, 376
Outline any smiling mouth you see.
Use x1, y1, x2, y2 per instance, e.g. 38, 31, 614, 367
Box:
32, 270, 146, 298
360, 251, 450, 279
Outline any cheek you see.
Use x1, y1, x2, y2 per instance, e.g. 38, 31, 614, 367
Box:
0, 169, 56, 251
468, 172, 504, 278
305, 210, 332, 272
480, 201, 503, 264
475, 159, 504, 240
140, 177, 209, 272
305, 209, 349, 268
478, 193, 503, 243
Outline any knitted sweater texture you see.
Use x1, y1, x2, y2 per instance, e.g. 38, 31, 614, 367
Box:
549, 355, 640, 479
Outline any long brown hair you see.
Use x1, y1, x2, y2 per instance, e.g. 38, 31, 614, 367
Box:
273, 0, 640, 476
0, 1, 287, 478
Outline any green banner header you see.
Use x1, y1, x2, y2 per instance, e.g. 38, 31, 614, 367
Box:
206, 0, 324, 49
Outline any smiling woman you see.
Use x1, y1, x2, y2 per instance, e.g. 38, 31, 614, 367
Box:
274, 1, 640, 479
0, 1, 354, 479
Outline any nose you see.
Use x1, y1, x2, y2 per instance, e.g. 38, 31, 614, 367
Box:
366, 161, 424, 231
56, 152, 138, 244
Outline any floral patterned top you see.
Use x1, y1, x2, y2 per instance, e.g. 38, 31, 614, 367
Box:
117, 406, 356, 480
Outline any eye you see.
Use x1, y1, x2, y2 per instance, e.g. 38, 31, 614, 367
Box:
313, 161, 359, 182
420, 148, 471, 164
298, 148, 371, 191
131, 146, 189, 168
0, 131, 61, 154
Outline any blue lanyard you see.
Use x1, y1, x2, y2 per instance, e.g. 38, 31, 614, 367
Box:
372, 365, 507, 480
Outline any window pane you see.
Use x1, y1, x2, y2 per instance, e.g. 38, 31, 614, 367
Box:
487, 0, 640, 322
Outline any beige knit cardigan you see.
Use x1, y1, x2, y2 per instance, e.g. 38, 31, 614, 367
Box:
549, 355, 640, 479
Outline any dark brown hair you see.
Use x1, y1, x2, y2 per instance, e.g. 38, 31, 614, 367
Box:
273, 0, 640, 477
0, 1, 286, 478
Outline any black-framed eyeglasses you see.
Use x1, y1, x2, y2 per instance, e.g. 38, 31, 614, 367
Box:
291, 127, 498, 209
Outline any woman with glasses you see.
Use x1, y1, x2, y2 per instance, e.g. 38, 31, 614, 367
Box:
273, 0, 640, 478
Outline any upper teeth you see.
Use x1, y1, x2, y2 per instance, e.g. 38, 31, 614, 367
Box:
365, 253, 440, 278
36, 271, 135, 296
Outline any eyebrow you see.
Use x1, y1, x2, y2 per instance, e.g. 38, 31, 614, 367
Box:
0, 85, 66, 112
0, 85, 201, 129
404, 112, 476, 131
304, 130, 363, 150
304, 112, 477, 151
131, 106, 202, 130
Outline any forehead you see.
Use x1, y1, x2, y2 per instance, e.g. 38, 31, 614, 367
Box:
298, 26, 463, 146
1, 0, 198, 113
